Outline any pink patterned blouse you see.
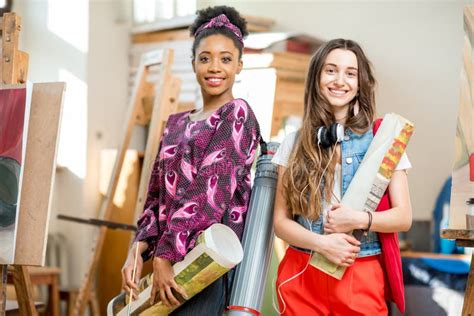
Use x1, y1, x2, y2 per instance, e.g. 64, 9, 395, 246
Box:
134, 99, 261, 263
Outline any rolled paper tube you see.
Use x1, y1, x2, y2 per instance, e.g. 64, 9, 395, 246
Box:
109, 224, 243, 316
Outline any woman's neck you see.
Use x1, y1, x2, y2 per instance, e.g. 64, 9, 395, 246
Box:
333, 106, 349, 124
190, 94, 235, 121
202, 93, 235, 111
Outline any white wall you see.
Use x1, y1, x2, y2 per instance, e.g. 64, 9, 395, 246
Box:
82, 1, 130, 288
200, 0, 471, 220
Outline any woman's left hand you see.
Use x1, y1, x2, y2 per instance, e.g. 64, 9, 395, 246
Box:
150, 257, 188, 308
324, 203, 366, 233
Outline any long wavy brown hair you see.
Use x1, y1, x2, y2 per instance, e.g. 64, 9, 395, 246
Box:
283, 39, 376, 220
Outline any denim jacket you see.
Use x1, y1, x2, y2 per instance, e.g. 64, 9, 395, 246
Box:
293, 127, 382, 257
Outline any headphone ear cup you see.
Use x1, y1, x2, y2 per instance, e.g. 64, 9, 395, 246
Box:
317, 126, 330, 148
328, 123, 339, 145
316, 126, 327, 148
317, 124, 345, 148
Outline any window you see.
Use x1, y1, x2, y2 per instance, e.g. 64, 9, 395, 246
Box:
133, 0, 196, 25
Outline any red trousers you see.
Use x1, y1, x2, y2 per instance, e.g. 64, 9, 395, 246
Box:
276, 247, 388, 316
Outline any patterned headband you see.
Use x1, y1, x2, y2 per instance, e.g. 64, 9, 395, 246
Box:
194, 14, 244, 45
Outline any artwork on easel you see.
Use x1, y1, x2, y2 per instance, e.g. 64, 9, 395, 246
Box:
450, 6, 474, 230
0, 86, 28, 264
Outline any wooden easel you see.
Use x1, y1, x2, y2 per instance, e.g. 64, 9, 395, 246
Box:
1, 11, 66, 316
72, 49, 181, 315
0, 12, 28, 85
0, 12, 36, 316
440, 6, 474, 316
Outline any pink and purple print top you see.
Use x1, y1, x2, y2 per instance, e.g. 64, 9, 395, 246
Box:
134, 99, 261, 263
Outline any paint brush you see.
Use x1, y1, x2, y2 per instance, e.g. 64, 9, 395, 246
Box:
127, 244, 140, 316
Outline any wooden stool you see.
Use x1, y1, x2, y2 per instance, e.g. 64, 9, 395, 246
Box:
7, 266, 60, 316
59, 287, 100, 316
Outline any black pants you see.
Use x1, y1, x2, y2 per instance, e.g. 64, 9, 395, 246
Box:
171, 270, 234, 316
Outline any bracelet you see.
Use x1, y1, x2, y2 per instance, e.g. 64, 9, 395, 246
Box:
363, 211, 373, 236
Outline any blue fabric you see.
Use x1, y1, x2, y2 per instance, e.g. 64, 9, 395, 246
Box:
421, 257, 471, 274
402, 257, 468, 292
294, 126, 381, 257
432, 177, 464, 254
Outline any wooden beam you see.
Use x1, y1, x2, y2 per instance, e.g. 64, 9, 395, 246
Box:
0, 265, 6, 315
465, 6, 474, 40
131, 28, 190, 44
1, 12, 28, 84
1, 12, 20, 83
16, 51, 29, 84
456, 239, 474, 248
441, 228, 474, 240
401, 251, 471, 260
135, 81, 155, 125
133, 72, 181, 225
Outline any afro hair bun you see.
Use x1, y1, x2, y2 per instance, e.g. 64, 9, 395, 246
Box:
189, 5, 248, 38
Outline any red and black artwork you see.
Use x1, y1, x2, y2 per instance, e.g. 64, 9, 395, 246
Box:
0, 87, 27, 263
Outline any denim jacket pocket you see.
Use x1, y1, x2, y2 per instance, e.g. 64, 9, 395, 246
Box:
354, 152, 366, 164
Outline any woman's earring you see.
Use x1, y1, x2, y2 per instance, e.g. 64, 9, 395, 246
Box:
353, 99, 360, 116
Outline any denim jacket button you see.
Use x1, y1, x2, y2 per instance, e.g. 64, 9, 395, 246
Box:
344, 135, 350, 141
346, 157, 353, 164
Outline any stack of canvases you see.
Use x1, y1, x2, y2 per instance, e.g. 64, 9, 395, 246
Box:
129, 15, 276, 113
237, 33, 323, 137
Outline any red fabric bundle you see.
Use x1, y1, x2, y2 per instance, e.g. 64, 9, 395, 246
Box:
373, 118, 405, 314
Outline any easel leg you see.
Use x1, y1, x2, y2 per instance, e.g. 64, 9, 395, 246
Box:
463, 253, 474, 316
11, 265, 37, 316
1, 265, 7, 315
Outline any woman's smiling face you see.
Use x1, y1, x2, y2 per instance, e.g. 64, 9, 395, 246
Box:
193, 34, 242, 101
319, 48, 359, 111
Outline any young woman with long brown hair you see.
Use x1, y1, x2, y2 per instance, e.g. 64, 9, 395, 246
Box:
273, 39, 412, 315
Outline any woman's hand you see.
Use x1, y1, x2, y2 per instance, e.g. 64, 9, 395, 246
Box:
318, 233, 361, 267
121, 242, 145, 300
150, 257, 188, 308
324, 203, 367, 233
